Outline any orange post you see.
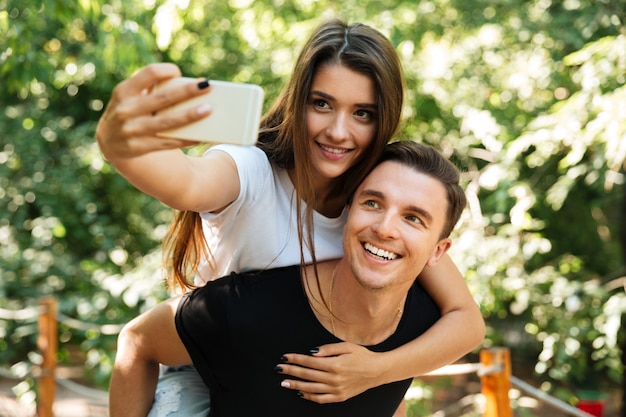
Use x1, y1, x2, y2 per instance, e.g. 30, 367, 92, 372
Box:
37, 297, 57, 417
480, 347, 512, 417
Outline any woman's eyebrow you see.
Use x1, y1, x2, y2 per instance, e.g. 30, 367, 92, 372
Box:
309, 90, 335, 101
309, 90, 377, 109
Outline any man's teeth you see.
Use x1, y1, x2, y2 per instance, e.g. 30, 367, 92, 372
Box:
321, 144, 347, 154
364, 243, 398, 260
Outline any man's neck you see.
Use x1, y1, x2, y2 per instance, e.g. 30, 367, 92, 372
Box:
303, 261, 407, 346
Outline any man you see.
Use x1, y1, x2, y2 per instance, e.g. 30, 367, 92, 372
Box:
112, 141, 476, 417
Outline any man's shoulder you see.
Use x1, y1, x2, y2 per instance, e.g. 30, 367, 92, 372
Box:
407, 281, 440, 311
402, 280, 442, 328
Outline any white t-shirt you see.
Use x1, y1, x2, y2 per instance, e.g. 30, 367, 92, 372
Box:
195, 144, 346, 283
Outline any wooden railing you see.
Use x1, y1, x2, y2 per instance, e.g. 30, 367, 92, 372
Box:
37, 297, 57, 417
480, 347, 512, 417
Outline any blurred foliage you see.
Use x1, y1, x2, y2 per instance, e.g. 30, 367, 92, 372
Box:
1, 0, 624, 409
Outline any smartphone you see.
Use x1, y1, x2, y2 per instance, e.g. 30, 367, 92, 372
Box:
155, 77, 264, 145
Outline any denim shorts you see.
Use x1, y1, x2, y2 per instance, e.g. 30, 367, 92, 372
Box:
146, 366, 211, 417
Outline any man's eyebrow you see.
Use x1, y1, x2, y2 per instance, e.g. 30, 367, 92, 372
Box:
359, 189, 384, 200
411, 206, 433, 225
359, 188, 433, 224
309, 90, 378, 109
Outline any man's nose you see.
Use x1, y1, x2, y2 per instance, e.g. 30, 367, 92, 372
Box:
371, 213, 400, 239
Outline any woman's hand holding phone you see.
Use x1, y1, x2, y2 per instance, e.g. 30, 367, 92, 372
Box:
96, 63, 214, 162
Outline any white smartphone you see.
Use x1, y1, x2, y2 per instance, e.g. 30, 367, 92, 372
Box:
155, 77, 264, 145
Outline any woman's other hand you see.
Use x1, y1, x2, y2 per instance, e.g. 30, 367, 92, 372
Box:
276, 342, 385, 403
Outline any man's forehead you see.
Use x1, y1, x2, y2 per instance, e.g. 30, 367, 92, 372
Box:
356, 160, 446, 210
361, 161, 411, 185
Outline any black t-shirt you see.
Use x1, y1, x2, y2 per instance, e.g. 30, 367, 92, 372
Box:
175, 265, 441, 417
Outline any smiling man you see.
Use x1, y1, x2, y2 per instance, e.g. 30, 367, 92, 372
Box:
112, 141, 476, 417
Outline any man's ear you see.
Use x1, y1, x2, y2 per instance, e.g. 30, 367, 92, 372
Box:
426, 238, 452, 267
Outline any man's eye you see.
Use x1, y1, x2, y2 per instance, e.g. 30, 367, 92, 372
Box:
365, 200, 378, 208
406, 215, 421, 224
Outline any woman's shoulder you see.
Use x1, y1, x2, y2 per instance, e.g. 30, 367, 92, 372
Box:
204, 144, 267, 163
206, 144, 273, 184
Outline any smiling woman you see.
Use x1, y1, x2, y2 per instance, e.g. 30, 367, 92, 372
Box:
305, 64, 378, 201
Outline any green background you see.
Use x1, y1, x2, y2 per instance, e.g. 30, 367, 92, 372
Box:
1, 0, 624, 413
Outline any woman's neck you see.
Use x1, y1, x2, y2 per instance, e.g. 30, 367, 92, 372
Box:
287, 169, 345, 218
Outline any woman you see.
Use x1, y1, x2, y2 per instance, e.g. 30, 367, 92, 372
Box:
97, 20, 484, 417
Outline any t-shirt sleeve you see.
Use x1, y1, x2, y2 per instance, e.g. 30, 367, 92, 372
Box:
199, 144, 271, 220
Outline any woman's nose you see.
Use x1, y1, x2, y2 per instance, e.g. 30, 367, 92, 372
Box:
326, 113, 350, 141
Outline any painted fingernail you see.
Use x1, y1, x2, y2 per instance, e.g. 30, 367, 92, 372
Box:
197, 79, 210, 89
274, 365, 283, 373
309, 347, 319, 354
280, 381, 291, 388
280, 355, 288, 362
297, 391, 304, 397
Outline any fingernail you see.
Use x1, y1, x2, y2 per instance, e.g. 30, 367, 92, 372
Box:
280, 381, 291, 388
309, 347, 319, 354
274, 365, 283, 373
280, 355, 288, 362
196, 104, 212, 115
297, 391, 304, 397
197, 79, 210, 89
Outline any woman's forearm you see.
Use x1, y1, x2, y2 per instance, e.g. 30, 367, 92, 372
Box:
375, 305, 485, 384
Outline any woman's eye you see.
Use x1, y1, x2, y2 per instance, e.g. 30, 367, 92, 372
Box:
364, 200, 379, 208
313, 99, 330, 109
355, 109, 374, 121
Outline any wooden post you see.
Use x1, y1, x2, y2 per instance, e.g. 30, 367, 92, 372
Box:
37, 297, 57, 417
481, 347, 512, 417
